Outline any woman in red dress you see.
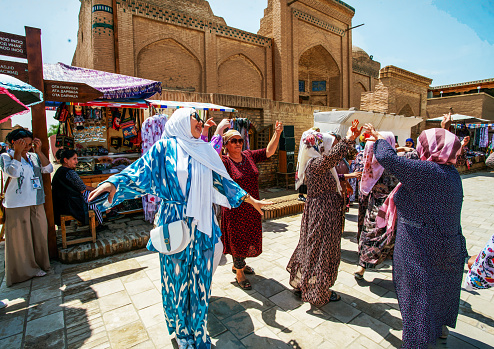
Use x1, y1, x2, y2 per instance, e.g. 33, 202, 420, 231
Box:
221, 121, 283, 289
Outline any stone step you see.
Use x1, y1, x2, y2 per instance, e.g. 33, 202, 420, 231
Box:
57, 223, 152, 264
262, 194, 305, 220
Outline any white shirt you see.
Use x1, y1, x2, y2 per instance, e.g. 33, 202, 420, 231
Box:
1, 151, 53, 208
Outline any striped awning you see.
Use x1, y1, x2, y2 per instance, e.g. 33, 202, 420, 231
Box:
146, 100, 236, 112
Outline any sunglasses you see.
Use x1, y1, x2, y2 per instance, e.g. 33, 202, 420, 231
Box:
192, 112, 203, 125
229, 138, 244, 145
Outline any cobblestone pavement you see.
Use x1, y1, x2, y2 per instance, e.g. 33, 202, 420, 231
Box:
1, 171, 494, 348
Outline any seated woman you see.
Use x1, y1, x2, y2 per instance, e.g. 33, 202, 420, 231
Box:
52, 149, 107, 227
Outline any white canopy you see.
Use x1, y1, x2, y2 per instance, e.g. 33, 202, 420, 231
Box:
426, 114, 489, 123
313, 110, 423, 145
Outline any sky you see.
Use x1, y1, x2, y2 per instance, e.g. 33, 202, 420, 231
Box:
0, 0, 492, 128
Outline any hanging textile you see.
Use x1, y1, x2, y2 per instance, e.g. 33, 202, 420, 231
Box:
229, 118, 251, 151
141, 113, 168, 222
479, 127, 489, 148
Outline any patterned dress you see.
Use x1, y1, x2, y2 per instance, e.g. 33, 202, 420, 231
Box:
374, 140, 467, 349
349, 150, 364, 202
358, 150, 419, 268
98, 139, 246, 349
287, 139, 352, 306
221, 149, 267, 259
466, 233, 494, 290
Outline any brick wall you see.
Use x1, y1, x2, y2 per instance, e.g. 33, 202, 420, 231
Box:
360, 82, 389, 113
426, 93, 494, 121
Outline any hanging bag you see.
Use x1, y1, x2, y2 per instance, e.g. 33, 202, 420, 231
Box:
121, 109, 138, 140
54, 102, 69, 122
55, 121, 75, 149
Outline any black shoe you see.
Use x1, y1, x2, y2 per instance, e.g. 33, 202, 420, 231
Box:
298, 196, 306, 202
105, 210, 124, 221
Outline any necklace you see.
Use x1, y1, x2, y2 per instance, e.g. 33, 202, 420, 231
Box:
228, 153, 244, 165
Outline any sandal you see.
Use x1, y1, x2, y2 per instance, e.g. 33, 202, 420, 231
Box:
354, 272, 364, 280
235, 277, 252, 290
232, 265, 255, 275
329, 291, 341, 302
35, 270, 47, 277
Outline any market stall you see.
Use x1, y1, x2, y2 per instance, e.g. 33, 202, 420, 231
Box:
427, 114, 494, 169
44, 63, 161, 214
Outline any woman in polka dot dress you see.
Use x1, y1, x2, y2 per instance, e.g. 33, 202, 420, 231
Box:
364, 122, 467, 349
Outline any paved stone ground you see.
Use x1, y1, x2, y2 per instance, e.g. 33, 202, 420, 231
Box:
1, 171, 494, 348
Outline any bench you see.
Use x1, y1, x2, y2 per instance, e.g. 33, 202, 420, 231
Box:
60, 210, 97, 248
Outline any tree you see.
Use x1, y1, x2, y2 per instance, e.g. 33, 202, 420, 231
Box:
47, 124, 59, 137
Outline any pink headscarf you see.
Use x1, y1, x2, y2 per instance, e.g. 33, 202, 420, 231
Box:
377, 128, 462, 233
359, 132, 395, 196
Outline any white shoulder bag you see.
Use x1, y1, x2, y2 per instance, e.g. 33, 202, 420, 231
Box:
150, 220, 192, 255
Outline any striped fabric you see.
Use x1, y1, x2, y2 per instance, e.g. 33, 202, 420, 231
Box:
82, 191, 103, 224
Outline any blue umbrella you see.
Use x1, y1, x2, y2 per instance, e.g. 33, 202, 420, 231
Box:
0, 73, 43, 107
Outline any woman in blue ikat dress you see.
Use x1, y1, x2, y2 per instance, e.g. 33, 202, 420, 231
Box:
89, 108, 271, 349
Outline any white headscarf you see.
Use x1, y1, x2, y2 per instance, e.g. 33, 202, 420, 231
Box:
295, 129, 342, 194
162, 108, 233, 237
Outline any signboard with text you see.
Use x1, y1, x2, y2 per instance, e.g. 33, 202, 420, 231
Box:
0, 60, 29, 82
0, 31, 27, 58
44, 80, 103, 102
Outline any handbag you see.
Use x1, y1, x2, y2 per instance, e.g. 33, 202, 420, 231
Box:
54, 102, 69, 122
55, 121, 74, 149
150, 220, 191, 255
121, 109, 138, 140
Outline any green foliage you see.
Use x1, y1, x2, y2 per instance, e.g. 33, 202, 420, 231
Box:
47, 124, 59, 137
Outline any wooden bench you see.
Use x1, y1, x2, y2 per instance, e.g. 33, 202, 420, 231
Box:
60, 210, 96, 248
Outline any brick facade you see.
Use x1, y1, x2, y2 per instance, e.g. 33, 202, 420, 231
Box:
359, 65, 432, 139
351, 46, 380, 109
71, 0, 437, 184
73, 0, 358, 106
426, 93, 494, 121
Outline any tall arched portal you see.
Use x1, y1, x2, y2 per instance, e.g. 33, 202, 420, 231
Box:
298, 45, 341, 107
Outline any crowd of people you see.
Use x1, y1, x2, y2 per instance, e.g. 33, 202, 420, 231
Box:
1, 109, 494, 349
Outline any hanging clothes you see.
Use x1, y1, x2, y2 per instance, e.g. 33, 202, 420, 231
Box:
479, 127, 489, 148
141, 113, 168, 222
230, 118, 251, 151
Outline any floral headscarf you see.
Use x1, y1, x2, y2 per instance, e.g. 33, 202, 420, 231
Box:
295, 129, 341, 194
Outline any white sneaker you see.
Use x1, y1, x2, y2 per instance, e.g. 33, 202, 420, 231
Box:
0, 300, 7, 309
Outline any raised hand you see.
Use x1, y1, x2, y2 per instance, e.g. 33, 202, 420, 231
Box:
441, 113, 452, 130
346, 120, 362, 141
215, 119, 231, 136
13, 138, 27, 154
275, 121, 283, 136
33, 138, 42, 153
362, 123, 381, 142
461, 136, 470, 148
